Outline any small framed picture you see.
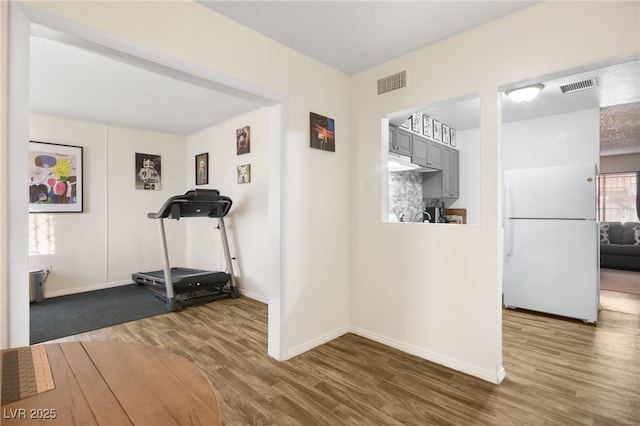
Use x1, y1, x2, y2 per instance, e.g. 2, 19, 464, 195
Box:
400, 116, 411, 129
442, 124, 450, 145
411, 112, 421, 133
432, 120, 442, 142
135, 152, 161, 190
310, 112, 335, 152
236, 126, 250, 155
422, 115, 432, 138
237, 164, 251, 184
450, 128, 457, 147
195, 152, 208, 185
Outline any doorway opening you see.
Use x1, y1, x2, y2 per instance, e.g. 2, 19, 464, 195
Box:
8, 3, 286, 356
500, 56, 640, 320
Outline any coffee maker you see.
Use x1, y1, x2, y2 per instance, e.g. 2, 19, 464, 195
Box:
423, 207, 440, 223
423, 202, 447, 223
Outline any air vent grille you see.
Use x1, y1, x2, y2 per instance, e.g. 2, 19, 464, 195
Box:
559, 78, 597, 94
377, 71, 406, 95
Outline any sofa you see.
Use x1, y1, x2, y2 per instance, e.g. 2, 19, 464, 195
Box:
600, 222, 640, 271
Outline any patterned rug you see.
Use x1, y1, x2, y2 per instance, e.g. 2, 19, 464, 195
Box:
1, 345, 55, 405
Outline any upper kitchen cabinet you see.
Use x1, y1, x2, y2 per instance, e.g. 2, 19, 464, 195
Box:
423, 146, 459, 199
389, 125, 412, 156
413, 135, 444, 170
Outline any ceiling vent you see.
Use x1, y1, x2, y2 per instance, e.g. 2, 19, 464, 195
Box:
377, 71, 406, 95
559, 78, 597, 94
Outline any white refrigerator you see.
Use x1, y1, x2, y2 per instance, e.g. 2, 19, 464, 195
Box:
503, 163, 599, 323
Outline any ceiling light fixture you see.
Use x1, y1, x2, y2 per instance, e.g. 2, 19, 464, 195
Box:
505, 83, 545, 103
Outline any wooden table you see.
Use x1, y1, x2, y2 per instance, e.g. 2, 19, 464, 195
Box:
1, 342, 221, 425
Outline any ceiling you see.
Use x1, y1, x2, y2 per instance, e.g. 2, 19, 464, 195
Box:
198, 1, 539, 75
28, 1, 639, 156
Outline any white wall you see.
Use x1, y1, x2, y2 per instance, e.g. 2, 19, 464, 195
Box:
502, 109, 601, 171
349, 1, 639, 383
186, 108, 270, 302
600, 153, 640, 173
450, 128, 481, 225
29, 114, 186, 297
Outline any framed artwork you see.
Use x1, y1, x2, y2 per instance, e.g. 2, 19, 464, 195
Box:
195, 152, 209, 185
411, 112, 421, 133
236, 126, 250, 155
135, 153, 161, 190
400, 116, 411, 129
422, 114, 432, 138
310, 112, 335, 152
237, 164, 251, 184
450, 128, 457, 147
29, 141, 83, 213
432, 119, 442, 142
442, 124, 450, 145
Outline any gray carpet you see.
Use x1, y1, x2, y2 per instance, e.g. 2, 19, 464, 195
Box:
30, 284, 167, 344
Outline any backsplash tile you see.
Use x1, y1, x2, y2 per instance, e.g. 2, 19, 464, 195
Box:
389, 171, 423, 222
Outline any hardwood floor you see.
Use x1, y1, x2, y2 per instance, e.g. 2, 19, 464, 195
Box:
600, 268, 640, 295
52, 296, 640, 425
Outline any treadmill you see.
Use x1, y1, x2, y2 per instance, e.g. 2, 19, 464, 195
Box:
132, 189, 239, 311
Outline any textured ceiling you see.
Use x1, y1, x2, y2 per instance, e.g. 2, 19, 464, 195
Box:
29, 35, 264, 136
600, 102, 640, 157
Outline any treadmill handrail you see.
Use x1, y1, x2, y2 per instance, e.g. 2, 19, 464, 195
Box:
147, 190, 232, 220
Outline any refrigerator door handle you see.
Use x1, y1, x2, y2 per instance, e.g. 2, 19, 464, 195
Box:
505, 181, 514, 220
505, 182, 514, 257
506, 218, 514, 257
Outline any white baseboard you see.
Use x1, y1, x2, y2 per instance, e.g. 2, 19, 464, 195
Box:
287, 325, 350, 360
239, 288, 267, 304
349, 326, 503, 384
44, 280, 132, 299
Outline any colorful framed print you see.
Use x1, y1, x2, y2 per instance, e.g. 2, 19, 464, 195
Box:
195, 152, 209, 185
29, 141, 83, 213
310, 112, 335, 152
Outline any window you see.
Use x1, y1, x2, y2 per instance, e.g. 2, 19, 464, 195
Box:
598, 172, 639, 222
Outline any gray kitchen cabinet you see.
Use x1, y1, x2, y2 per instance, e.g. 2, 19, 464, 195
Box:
389, 126, 412, 156
422, 146, 459, 199
427, 139, 444, 170
412, 134, 428, 165
443, 148, 459, 198
412, 135, 443, 170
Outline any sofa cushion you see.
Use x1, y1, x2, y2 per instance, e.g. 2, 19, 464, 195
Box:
600, 244, 622, 255
619, 244, 640, 257
602, 222, 623, 244
600, 223, 610, 244
622, 222, 640, 245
